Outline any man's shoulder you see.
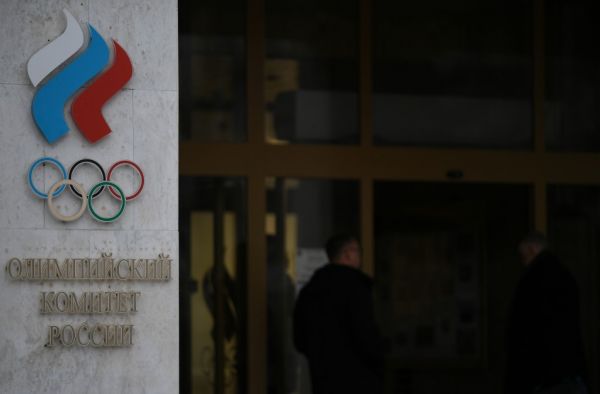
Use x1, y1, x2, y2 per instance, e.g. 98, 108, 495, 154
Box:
300, 264, 372, 298
322, 263, 373, 286
525, 251, 578, 290
534, 252, 572, 275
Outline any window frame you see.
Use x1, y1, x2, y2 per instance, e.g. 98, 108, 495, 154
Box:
179, 0, 600, 392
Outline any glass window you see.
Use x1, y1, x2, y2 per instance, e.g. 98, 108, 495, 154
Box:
179, 0, 246, 142
545, 1, 600, 151
373, 0, 533, 148
266, 178, 359, 393
547, 185, 600, 392
265, 0, 359, 144
374, 182, 529, 392
180, 177, 247, 394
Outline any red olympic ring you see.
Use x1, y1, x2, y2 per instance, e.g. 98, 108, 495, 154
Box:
107, 160, 145, 201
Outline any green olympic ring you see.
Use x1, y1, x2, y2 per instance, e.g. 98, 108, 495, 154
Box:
87, 181, 126, 223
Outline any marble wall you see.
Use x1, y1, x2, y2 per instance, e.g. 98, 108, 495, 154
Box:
0, 0, 179, 393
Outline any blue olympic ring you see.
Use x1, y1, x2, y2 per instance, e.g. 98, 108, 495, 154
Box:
28, 157, 68, 198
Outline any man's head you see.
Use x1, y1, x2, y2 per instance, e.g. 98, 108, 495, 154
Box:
326, 234, 361, 269
518, 231, 548, 266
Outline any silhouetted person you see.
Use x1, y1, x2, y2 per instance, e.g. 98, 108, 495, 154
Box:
293, 234, 384, 394
202, 265, 238, 343
505, 232, 587, 394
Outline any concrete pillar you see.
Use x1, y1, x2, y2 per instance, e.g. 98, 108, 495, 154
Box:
0, 0, 179, 392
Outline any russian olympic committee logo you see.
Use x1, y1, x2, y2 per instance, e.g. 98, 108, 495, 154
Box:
27, 9, 132, 144
28, 157, 144, 223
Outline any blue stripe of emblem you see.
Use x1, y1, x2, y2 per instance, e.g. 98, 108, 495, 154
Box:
32, 25, 110, 144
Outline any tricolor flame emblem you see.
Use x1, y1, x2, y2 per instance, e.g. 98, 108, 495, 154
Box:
27, 9, 132, 144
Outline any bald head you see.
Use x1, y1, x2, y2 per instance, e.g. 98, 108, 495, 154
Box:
326, 234, 361, 269
519, 232, 547, 266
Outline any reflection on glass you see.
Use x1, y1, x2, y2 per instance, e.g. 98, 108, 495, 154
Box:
266, 178, 359, 393
265, 0, 359, 144
547, 185, 600, 392
545, 1, 600, 151
179, 0, 246, 142
373, 0, 532, 148
374, 182, 529, 392
180, 177, 247, 394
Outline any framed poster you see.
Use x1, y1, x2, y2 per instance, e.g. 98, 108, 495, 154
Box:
375, 203, 486, 367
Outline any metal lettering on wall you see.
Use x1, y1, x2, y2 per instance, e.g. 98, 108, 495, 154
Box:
4, 253, 172, 348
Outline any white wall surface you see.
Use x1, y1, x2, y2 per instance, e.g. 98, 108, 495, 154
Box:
0, 0, 179, 393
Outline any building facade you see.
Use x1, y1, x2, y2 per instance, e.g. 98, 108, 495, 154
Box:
2, 0, 600, 393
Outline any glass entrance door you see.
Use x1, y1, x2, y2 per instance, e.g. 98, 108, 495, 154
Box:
180, 178, 247, 394
374, 182, 529, 392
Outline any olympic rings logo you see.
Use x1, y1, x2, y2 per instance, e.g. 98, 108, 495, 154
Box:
28, 157, 144, 223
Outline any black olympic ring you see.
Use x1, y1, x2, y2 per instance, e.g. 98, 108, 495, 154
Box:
68, 158, 106, 199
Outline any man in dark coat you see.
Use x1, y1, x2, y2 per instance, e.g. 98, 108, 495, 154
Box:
293, 234, 384, 394
505, 232, 587, 394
